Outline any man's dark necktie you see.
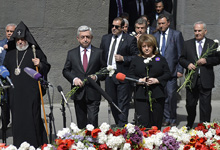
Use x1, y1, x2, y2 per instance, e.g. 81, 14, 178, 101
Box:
83, 49, 88, 72
108, 36, 118, 65
161, 32, 166, 56
117, 0, 123, 16
139, 0, 142, 16
198, 41, 203, 57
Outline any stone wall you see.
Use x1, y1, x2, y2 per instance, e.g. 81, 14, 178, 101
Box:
0, 0, 220, 102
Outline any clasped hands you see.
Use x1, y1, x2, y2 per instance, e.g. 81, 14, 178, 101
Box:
138, 77, 159, 86
188, 58, 207, 70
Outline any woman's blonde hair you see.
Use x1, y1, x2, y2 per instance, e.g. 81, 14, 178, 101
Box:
137, 34, 158, 56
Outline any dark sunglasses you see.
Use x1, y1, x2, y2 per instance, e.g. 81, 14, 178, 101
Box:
6, 30, 14, 33
112, 24, 121, 29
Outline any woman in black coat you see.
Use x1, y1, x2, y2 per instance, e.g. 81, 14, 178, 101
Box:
129, 34, 171, 129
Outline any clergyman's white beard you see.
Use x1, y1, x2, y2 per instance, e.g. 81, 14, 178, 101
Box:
16, 42, 29, 51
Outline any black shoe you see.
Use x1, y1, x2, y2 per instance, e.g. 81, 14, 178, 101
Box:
162, 122, 170, 126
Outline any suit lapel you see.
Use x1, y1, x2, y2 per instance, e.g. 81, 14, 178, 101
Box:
202, 38, 209, 56
76, 46, 85, 73
86, 46, 95, 73
165, 29, 172, 51
192, 39, 198, 59
117, 33, 125, 53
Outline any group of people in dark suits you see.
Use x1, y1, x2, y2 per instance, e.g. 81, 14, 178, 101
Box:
62, 12, 220, 130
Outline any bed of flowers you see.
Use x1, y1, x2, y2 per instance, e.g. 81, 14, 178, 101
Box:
1, 122, 220, 150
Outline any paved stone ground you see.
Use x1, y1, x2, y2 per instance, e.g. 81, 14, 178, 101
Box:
1, 99, 220, 146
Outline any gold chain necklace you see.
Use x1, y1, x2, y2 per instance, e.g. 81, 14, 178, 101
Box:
15, 50, 28, 75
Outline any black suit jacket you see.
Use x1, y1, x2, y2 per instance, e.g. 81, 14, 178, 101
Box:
129, 55, 171, 99
63, 45, 105, 100
125, 0, 154, 32
149, 10, 175, 29
100, 33, 139, 77
179, 38, 220, 89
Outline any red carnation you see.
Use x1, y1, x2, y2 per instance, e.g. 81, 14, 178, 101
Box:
163, 126, 171, 133
99, 144, 108, 150
216, 128, 220, 136
113, 129, 122, 136
91, 128, 101, 138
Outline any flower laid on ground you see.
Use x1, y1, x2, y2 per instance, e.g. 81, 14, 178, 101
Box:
2, 122, 220, 149
177, 39, 220, 92
65, 66, 114, 101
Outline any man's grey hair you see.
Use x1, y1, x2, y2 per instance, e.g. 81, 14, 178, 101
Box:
194, 21, 207, 30
135, 18, 147, 27
123, 18, 129, 26
5, 23, 17, 30
77, 25, 93, 36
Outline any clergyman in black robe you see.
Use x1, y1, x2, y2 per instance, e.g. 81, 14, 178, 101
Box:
3, 21, 50, 148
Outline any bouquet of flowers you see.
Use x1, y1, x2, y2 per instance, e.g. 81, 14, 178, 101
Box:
177, 39, 220, 92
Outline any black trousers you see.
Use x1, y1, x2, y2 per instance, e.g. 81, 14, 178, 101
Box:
186, 77, 212, 128
105, 76, 130, 127
135, 98, 165, 130
74, 98, 100, 129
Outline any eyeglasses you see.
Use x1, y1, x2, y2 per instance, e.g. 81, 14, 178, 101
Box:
6, 30, 14, 33
112, 25, 121, 29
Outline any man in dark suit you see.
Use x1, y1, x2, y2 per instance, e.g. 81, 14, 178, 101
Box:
153, 14, 184, 126
179, 21, 220, 129
0, 23, 17, 65
108, 0, 126, 33
140, 15, 156, 34
125, 0, 154, 32
0, 23, 16, 129
149, 0, 175, 29
100, 17, 138, 127
63, 25, 105, 129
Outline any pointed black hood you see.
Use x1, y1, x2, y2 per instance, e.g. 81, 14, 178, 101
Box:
8, 21, 41, 51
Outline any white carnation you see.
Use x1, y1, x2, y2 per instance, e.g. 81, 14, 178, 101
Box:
99, 122, 110, 133
29, 146, 35, 150
205, 131, 213, 139
196, 130, 204, 138
214, 39, 219, 44
143, 58, 152, 64
126, 123, 135, 134
98, 131, 108, 144
57, 128, 70, 138
5, 145, 18, 150
106, 134, 125, 149
18, 142, 30, 150
86, 124, 94, 131
76, 141, 85, 149
123, 143, 131, 150
217, 45, 220, 51
70, 122, 80, 134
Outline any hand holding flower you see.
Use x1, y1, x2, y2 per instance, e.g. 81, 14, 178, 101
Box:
146, 78, 159, 85
88, 74, 97, 81
196, 58, 207, 65
74, 78, 84, 87
187, 63, 196, 70
138, 77, 147, 85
